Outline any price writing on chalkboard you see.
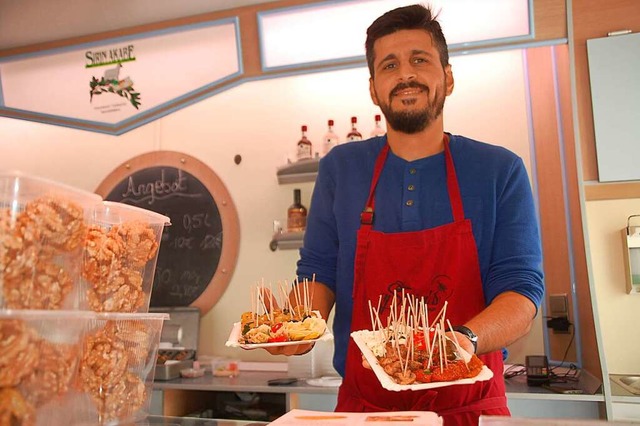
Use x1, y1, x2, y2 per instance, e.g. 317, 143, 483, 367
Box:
183, 213, 213, 233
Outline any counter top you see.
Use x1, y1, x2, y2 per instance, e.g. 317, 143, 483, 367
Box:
154, 371, 338, 395
153, 369, 604, 401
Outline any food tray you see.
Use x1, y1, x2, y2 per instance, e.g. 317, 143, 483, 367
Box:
225, 321, 333, 349
351, 329, 493, 392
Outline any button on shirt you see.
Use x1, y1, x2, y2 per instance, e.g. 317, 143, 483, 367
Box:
297, 134, 544, 376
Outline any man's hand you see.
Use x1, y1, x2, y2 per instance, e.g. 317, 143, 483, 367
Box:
262, 342, 315, 356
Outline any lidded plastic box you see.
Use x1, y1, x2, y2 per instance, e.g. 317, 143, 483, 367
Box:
0, 171, 102, 310
0, 309, 94, 425
73, 312, 168, 425
81, 201, 170, 313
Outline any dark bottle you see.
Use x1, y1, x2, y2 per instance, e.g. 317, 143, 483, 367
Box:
287, 188, 307, 232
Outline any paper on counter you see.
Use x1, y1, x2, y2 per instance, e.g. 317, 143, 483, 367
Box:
268, 409, 442, 425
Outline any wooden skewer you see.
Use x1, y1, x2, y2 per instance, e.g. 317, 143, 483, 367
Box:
447, 319, 470, 372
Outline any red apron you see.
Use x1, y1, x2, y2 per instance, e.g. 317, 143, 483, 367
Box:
335, 136, 510, 426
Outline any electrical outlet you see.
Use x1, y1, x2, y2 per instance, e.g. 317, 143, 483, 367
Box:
548, 294, 570, 334
549, 293, 568, 317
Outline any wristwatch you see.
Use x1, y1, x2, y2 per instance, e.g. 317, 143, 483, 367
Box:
452, 325, 478, 353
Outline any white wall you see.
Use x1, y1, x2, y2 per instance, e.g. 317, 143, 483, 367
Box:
0, 48, 543, 362
585, 198, 640, 374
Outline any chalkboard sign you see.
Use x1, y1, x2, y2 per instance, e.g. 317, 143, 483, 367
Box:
96, 151, 239, 315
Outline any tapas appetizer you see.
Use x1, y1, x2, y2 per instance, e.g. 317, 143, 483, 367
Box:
226, 278, 333, 349
352, 293, 493, 391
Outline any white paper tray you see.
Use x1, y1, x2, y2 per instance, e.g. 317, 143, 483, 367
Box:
351, 329, 493, 392
225, 322, 333, 349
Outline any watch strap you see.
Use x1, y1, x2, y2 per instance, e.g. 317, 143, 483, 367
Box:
452, 325, 478, 353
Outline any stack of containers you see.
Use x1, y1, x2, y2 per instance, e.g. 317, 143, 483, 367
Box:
0, 172, 170, 425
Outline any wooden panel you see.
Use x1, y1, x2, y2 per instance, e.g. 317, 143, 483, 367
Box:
571, 0, 640, 182
585, 182, 640, 201
526, 46, 576, 362
533, 0, 568, 40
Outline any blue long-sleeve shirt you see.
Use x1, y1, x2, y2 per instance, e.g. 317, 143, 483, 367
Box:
296, 133, 544, 376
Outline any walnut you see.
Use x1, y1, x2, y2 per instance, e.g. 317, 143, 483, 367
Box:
112, 221, 158, 268
0, 387, 35, 426
0, 320, 40, 387
20, 340, 79, 407
3, 261, 73, 310
20, 196, 87, 252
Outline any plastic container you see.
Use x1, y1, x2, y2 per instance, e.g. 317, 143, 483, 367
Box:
73, 311, 169, 425
212, 358, 240, 377
81, 201, 170, 313
0, 309, 93, 425
0, 171, 102, 310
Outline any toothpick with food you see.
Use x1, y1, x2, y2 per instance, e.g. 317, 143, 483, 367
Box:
231, 276, 330, 353
355, 292, 486, 387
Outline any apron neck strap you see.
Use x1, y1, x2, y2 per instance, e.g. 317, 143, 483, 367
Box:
360, 133, 464, 225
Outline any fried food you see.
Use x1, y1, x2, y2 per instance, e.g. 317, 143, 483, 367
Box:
239, 309, 326, 344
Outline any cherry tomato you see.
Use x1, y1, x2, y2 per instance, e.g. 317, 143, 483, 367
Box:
271, 323, 284, 333
268, 335, 288, 343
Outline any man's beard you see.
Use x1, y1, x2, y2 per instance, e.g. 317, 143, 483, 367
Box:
377, 81, 446, 134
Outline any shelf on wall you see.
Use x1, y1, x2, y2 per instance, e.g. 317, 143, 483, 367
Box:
270, 231, 304, 251
276, 158, 319, 184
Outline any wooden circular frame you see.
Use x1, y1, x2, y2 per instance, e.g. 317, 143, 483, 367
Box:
95, 151, 240, 316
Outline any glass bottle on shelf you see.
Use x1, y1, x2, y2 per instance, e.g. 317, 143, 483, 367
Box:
370, 114, 386, 137
322, 119, 339, 156
346, 116, 363, 142
287, 189, 307, 233
296, 125, 313, 161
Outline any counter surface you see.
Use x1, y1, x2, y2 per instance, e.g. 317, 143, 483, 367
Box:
153, 369, 604, 401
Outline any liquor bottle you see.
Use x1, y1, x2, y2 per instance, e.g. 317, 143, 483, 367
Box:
287, 189, 307, 232
296, 125, 313, 161
322, 119, 340, 156
346, 116, 363, 142
370, 114, 386, 137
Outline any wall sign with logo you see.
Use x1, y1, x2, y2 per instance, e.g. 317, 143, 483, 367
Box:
95, 151, 240, 315
0, 18, 241, 135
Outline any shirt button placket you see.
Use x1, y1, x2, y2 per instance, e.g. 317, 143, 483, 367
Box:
405, 168, 417, 209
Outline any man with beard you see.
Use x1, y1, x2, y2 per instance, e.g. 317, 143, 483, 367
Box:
265, 4, 544, 425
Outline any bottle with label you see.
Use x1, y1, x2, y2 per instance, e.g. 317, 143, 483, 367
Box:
296, 125, 313, 161
370, 114, 386, 137
322, 119, 340, 156
346, 116, 363, 142
287, 188, 307, 232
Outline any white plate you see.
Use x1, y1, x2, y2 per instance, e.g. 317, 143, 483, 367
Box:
306, 376, 342, 387
351, 329, 493, 391
225, 322, 334, 349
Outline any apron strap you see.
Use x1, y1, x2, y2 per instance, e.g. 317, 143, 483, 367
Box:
360, 144, 389, 226
443, 134, 465, 222
360, 134, 465, 225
